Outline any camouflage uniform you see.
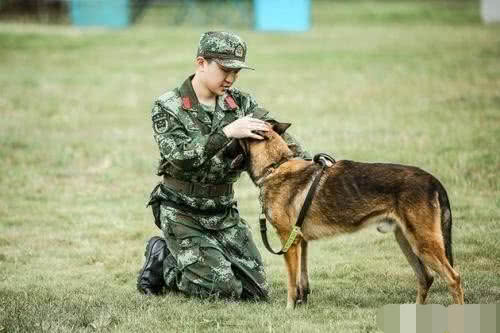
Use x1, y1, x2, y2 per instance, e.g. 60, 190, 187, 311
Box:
148, 31, 311, 300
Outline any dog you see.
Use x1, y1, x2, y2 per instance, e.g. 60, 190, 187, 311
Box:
240, 122, 464, 309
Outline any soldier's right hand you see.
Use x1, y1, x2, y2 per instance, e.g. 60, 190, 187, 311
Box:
222, 115, 269, 140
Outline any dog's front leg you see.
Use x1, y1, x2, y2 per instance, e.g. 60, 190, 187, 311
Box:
283, 243, 300, 309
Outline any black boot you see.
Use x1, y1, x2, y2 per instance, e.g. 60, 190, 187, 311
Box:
137, 236, 168, 295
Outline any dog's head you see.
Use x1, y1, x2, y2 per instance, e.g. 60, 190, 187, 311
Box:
240, 121, 294, 184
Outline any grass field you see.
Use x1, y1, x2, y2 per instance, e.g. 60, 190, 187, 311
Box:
1, 0, 499, 332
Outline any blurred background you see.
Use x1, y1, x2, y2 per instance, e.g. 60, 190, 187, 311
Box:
1, 0, 499, 332
0, 0, 499, 28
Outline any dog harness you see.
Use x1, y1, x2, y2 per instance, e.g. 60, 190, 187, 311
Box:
259, 153, 336, 255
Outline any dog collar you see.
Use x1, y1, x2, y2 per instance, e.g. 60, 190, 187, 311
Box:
254, 156, 296, 186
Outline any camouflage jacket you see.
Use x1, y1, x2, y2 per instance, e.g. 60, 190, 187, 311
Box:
151, 75, 311, 228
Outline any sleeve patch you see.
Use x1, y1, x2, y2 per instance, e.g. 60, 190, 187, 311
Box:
153, 112, 169, 134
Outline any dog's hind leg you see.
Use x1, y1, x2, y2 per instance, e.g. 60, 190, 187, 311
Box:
413, 236, 464, 304
416, 241, 464, 304
401, 203, 464, 304
283, 243, 300, 309
394, 227, 434, 304
297, 239, 310, 305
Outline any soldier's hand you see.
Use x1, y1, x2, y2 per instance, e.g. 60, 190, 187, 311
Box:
222, 115, 269, 140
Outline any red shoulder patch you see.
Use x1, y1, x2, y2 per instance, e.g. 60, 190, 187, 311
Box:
225, 95, 238, 110
182, 96, 192, 109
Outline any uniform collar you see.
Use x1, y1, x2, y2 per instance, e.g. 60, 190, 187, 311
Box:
179, 74, 199, 111
179, 74, 239, 112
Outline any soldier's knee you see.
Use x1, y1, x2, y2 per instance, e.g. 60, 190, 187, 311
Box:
178, 250, 243, 299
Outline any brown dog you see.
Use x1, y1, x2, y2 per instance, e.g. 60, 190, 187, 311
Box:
241, 123, 464, 309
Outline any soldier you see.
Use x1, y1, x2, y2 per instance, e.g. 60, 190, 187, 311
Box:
137, 31, 311, 300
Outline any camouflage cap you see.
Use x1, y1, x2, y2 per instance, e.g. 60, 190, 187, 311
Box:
197, 31, 254, 70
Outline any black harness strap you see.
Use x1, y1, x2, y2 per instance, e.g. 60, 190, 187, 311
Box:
259, 153, 336, 255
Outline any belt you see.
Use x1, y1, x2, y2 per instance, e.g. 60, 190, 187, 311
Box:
162, 176, 233, 197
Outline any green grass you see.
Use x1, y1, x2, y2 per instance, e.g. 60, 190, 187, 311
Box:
1, 0, 499, 332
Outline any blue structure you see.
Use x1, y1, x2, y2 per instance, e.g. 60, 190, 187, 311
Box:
70, 0, 131, 28
254, 0, 311, 32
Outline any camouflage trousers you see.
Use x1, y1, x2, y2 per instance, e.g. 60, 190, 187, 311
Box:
159, 203, 269, 300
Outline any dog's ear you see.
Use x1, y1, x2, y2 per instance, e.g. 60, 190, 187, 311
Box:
271, 122, 292, 135
238, 138, 249, 156
224, 139, 242, 158
254, 129, 272, 140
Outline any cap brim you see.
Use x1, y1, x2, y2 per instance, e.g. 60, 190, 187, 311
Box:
214, 59, 255, 70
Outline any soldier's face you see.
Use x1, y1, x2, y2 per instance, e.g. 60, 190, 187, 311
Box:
203, 60, 240, 96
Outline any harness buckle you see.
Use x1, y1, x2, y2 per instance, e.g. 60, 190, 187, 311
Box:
313, 153, 336, 167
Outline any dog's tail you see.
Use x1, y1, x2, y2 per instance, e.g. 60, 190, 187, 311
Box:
436, 180, 454, 267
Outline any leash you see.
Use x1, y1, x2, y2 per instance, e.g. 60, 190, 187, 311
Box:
259, 153, 336, 255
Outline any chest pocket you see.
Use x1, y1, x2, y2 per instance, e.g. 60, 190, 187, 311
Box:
177, 111, 210, 135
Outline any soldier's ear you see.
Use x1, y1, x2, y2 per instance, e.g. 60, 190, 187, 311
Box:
271, 122, 291, 135
195, 56, 207, 71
